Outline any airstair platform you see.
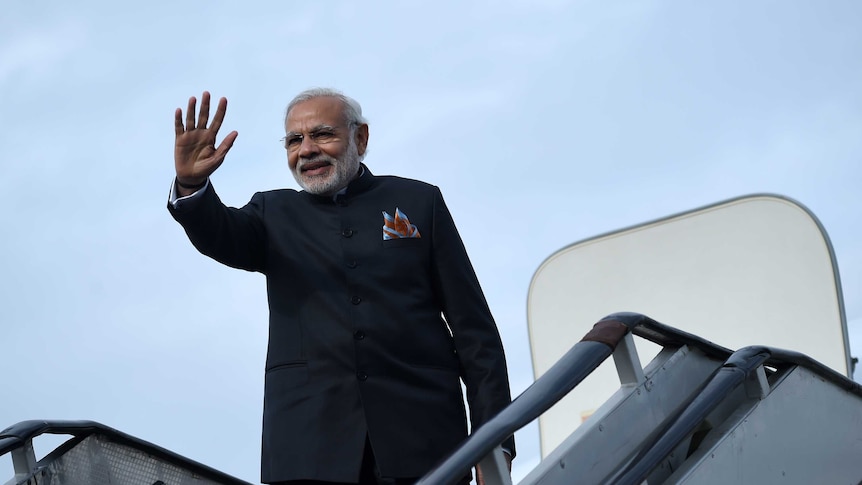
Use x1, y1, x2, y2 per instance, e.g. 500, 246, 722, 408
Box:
419, 312, 862, 484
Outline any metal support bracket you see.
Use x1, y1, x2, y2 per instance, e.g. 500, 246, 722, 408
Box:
10, 438, 37, 483
614, 333, 646, 387
744, 365, 770, 399
477, 445, 512, 485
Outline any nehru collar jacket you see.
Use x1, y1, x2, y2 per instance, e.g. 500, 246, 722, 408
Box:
169, 165, 514, 483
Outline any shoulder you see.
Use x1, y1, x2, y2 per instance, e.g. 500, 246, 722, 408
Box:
252, 188, 303, 203
372, 174, 441, 196
240, 188, 306, 215
257, 188, 302, 198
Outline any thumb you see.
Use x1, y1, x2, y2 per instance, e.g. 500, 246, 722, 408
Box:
213, 130, 238, 159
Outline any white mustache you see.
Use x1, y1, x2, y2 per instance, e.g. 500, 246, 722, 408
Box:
297, 155, 338, 172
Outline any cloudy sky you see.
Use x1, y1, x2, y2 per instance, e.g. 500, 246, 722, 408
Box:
1, 1, 860, 482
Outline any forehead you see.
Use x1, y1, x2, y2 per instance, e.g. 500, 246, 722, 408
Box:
285, 96, 346, 131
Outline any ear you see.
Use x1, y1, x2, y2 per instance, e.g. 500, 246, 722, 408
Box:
355, 123, 369, 157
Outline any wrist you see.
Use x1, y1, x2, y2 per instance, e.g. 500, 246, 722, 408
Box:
176, 177, 207, 190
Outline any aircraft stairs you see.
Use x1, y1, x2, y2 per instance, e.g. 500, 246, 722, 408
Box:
4, 313, 861, 484
419, 312, 862, 485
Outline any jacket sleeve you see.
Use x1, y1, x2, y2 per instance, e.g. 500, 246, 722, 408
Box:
167, 183, 267, 273
429, 187, 516, 458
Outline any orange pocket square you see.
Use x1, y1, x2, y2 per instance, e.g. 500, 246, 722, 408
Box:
383, 208, 421, 240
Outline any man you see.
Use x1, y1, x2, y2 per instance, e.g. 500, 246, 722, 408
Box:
168, 89, 514, 484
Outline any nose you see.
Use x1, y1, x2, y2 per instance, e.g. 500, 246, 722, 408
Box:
298, 135, 319, 159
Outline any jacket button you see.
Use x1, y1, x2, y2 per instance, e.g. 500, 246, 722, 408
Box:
342, 228, 354, 238
354, 330, 365, 340
356, 371, 368, 381
351, 296, 362, 305
347, 260, 357, 268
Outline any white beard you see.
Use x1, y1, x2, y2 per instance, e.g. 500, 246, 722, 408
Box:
293, 137, 361, 196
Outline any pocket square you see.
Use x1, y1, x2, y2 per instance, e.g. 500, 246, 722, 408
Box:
383, 208, 421, 240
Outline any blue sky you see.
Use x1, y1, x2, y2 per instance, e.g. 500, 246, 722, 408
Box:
1, 1, 860, 482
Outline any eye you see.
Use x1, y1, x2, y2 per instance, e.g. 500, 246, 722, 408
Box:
310, 130, 335, 143
285, 136, 302, 148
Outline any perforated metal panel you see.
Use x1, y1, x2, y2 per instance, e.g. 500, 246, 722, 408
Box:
18, 435, 225, 485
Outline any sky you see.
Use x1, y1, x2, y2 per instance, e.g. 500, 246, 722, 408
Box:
1, 0, 860, 482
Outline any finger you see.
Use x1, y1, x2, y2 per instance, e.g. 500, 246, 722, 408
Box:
209, 96, 228, 134
174, 108, 184, 137
185, 96, 197, 131
212, 130, 238, 161
198, 91, 211, 129
200, 132, 237, 177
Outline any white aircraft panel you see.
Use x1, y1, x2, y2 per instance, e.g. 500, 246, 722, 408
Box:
527, 194, 849, 457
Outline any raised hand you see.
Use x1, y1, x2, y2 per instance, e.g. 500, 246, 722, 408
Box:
174, 91, 238, 189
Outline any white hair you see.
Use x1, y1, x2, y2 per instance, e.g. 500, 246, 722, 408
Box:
284, 87, 368, 127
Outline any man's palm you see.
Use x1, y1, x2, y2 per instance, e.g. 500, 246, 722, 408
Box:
174, 91, 237, 183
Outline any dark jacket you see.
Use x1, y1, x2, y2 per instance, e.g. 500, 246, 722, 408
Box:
169, 166, 514, 483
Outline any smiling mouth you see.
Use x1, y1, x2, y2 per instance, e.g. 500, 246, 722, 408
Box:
300, 160, 332, 176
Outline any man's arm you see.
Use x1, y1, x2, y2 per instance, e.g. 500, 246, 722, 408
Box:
168, 92, 265, 273
168, 178, 210, 208
168, 183, 267, 273
428, 187, 516, 459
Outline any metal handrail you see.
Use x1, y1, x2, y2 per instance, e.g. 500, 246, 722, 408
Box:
418, 311, 862, 484
417, 312, 735, 485
0, 420, 251, 485
608, 346, 771, 485
609, 344, 862, 485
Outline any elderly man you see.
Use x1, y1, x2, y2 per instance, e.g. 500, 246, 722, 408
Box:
168, 89, 514, 484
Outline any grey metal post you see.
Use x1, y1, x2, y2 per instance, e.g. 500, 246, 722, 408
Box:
8, 438, 36, 485
477, 446, 512, 485
613, 333, 645, 387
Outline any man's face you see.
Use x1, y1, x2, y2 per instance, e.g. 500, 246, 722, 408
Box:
284, 96, 367, 196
